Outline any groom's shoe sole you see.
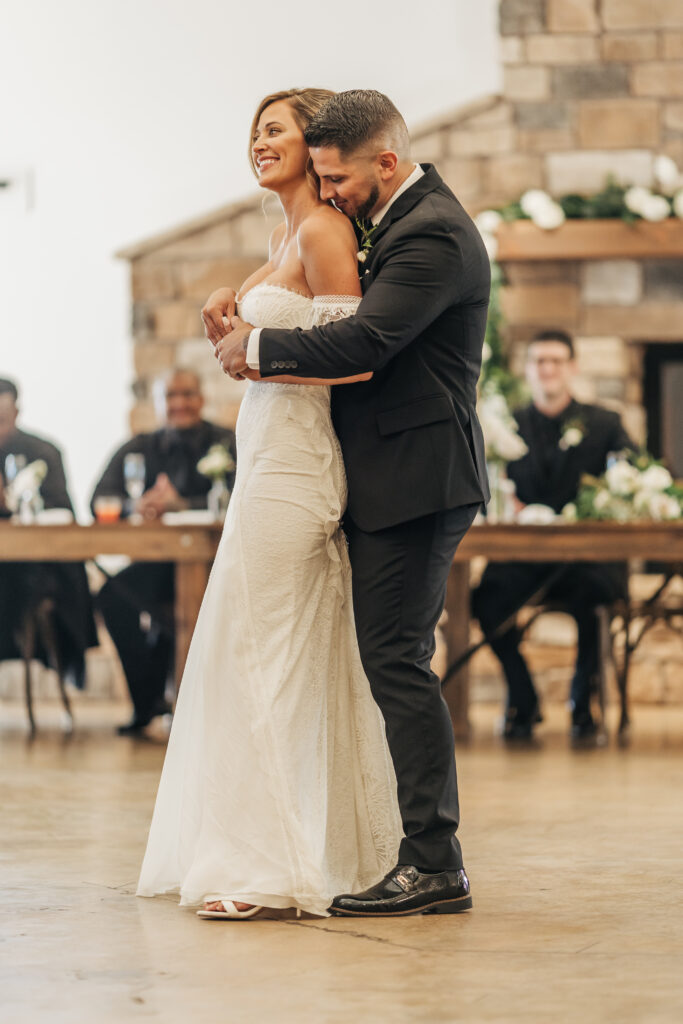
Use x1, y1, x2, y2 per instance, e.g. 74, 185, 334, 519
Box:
328, 895, 473, 917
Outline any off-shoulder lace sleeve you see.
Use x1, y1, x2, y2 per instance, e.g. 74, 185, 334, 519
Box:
311, 295, 361, 326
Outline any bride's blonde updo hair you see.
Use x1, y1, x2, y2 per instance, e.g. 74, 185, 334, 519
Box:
249, 87, 335, 190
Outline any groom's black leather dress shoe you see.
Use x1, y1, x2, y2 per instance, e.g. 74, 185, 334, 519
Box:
328, 864, 472, 917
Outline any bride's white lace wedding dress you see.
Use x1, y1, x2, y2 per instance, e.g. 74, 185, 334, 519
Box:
137, 284, 403, 916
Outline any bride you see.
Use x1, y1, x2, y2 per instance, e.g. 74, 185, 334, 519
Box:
136, 88, 403, 919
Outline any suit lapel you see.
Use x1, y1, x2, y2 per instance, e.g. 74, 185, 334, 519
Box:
366, 164, 443, 248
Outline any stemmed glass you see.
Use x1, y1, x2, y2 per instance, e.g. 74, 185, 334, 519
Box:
4, 452, 27, 486
123, 453, 146, 522
4, 454, 27, 516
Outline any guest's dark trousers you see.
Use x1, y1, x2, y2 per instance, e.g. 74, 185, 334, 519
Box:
97, 563, 174, 723
346, 502, 480, 873
472, 562, 626, 720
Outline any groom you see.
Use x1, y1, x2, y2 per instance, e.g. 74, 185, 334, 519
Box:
203, 90, 490, 916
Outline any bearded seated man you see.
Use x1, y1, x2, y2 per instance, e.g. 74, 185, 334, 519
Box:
91, 369, 236, 736
472, 330, 633, 745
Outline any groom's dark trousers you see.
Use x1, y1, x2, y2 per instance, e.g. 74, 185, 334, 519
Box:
346, 503, 479, 870
256, 164, 491, 873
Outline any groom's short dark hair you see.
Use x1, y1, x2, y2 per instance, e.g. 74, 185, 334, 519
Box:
304, 90, 410, 157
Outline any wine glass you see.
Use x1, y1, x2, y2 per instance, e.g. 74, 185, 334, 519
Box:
123, 453, 146, 520
4, 452, 27, 485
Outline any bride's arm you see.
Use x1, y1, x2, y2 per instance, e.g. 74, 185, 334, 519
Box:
252, 211, 371, 386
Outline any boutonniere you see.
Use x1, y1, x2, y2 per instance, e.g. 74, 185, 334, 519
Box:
559, 417, 586, 451
355, 217, 377, 264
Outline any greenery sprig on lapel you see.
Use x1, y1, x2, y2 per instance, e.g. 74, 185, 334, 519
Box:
355, 218, 378, 264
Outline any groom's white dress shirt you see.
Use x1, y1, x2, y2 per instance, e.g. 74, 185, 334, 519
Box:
245, 163, 424, 370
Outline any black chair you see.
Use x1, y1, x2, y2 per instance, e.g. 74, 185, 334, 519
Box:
599, 565, 683, 746
444, 564, 683, 745
443, 567, 613, 737
16, 596, 74, 736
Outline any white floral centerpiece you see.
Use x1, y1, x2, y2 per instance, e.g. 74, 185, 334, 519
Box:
197, 444, 235, 520
197, 444, 235, 481
562, 453, 683, 523
5, 458, 48, 517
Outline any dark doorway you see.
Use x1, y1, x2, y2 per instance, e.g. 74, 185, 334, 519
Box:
644, 343, 683, 477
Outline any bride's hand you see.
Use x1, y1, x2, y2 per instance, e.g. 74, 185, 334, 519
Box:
201, 288, 238, 347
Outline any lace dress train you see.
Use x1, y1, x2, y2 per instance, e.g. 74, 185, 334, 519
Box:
136, 286, 403, 915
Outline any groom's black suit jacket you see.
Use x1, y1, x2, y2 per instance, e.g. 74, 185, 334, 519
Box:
258, 164, 491, 532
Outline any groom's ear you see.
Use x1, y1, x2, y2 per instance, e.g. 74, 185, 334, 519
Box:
376, 150, 399, 179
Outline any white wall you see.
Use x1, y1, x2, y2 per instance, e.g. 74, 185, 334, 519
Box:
0, 0, 501, 514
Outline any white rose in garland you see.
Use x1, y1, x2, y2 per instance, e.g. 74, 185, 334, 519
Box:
640, 194, 671, 222
531, 201, 565, 230
673, 189, 683, 219
624, 186, 652, 217
475, 210, 502, 234
654, 155, 681, 194
519, 190, 552, 218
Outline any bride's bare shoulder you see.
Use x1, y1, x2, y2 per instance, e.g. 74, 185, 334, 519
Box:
298, 205, 357, 252
268, 221, 286, 258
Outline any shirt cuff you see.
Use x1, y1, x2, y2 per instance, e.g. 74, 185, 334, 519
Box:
246, 329, 261, 370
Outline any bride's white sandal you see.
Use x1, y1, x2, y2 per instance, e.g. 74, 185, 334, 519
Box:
196, 897, 264, 920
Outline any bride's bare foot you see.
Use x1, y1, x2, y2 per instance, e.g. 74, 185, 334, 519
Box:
204, 900, 254, 913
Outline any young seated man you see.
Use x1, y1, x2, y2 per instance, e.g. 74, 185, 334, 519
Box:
472, 330, 633, 744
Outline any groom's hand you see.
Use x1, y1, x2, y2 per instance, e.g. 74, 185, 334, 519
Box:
216, 316, 258, 380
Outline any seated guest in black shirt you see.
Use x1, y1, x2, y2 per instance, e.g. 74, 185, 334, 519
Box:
92, 368, 236, 736
0, 377, 97, 687
472, 330, 633, 744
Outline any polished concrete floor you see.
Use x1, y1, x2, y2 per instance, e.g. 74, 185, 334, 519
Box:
2, 698, 683, 1023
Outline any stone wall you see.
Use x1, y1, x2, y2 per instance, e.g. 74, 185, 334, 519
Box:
412, 0, 683, 208
119, 195, 283, 434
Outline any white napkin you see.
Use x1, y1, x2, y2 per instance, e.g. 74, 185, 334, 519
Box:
161, 509, 216, 525
35, 508, 74, 525
516, 504, 557, 525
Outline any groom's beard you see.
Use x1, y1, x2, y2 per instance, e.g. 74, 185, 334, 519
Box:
353, 183, 381, 222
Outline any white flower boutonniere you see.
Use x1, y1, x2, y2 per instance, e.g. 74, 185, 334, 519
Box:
559, 419, 585, 451
355, 218, 377, 265
197, 444, 235, 481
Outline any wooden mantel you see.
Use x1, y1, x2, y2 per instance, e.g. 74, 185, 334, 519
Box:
496, 218, 683, 262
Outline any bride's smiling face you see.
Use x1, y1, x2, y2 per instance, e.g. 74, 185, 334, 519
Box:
251, 101, 309, 190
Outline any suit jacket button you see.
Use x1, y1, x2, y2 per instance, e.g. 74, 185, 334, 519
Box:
292, 361, 298, 368
270, 361, 278, 369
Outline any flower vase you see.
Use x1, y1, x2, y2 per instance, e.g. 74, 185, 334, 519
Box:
486, 460, 508, 524
208, 478, 230, 521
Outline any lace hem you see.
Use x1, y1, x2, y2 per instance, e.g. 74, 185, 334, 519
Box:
312, 295, 361, 325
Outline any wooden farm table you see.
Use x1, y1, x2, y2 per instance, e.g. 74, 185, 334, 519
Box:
2, 521, 682, 731
0, 521, 222, 686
